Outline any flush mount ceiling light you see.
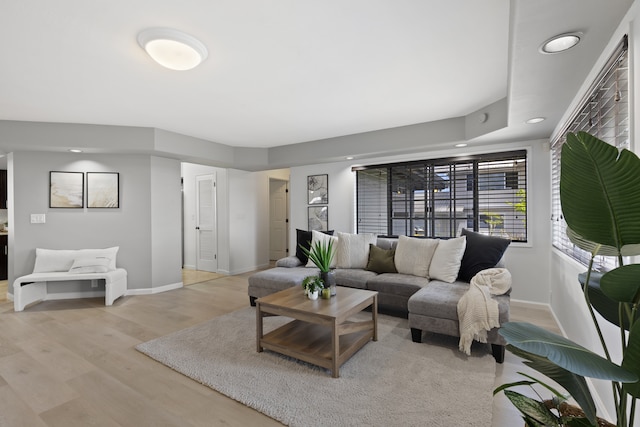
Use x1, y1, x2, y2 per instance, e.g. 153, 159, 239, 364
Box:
540, 33, 582, 54
526, 117, 546, 124
137, 28, 208, 71
68, 149, 83, 153
455, 143, 467, 148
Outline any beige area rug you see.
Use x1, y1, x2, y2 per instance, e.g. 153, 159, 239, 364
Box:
136, 308, 496, 427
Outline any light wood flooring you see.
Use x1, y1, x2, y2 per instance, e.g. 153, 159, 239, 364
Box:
0, 270, 561, 426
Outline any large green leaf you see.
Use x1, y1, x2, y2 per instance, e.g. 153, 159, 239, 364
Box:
507, 345, 597, 425
578, 271, 631, 330
561, 131, 640, 250
567, 226, 622, 257
601, 265, 640, 304
622, 319, 640, 398
503, 390, 559, 426
499, 322, 637, 382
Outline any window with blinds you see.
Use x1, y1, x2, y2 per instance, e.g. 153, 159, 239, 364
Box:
551, 36, 628, 270
355, 150, 527, 242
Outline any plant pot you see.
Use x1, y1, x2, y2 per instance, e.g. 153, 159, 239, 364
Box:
535, 401, 615, 427
320, 271, 336, 296
308, 290, 319, 300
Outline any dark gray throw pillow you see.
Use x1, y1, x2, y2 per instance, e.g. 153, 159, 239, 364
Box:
295, 229, 334, 264
457, 229, 510, 282
365, 244, 397, 274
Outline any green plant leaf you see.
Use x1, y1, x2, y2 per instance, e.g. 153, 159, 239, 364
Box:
504, 390, 559, 426
500, 322, 638, 382
523, 415, 546, 427
567, 227, 622, 257
564, 418, 595, 427
578, 271, 631, 330
506, 345, 597, 425
493, 379, 536, 395
561, 131, 640, 251
622, 319, 640, 398
601, 265, 640, 304
300, 239, 335, 272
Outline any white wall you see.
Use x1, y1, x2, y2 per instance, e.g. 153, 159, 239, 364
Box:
227, 168, 289, 274
548, 3, 640, 422
289, 138, 551, 303
8, 151, 182, 295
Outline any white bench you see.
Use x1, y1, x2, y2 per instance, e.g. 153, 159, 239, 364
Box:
13, 247, 127, 312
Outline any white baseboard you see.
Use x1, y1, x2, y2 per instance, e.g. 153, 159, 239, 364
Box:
6, 292, 13, 301
509, 298, 551, 308
125, 282, 183, 296
228, 263, 270, 275
182, 265, 196, 270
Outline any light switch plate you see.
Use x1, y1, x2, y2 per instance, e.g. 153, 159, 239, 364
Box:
30, 214, 46, 224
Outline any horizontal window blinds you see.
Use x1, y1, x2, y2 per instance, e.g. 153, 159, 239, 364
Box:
551, 36, 628, 270
355, 150, 527, 242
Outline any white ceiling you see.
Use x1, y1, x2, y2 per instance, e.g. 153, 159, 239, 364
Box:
0, 0, 634, 154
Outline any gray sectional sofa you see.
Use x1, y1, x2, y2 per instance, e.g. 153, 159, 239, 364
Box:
248, 232, 511, 362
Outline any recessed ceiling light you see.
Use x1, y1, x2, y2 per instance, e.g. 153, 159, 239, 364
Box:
69, 149, 83, 153
346, 156, 354, 160
526, 117, 546, 124
540, 33, 581, 54
455, 143, 467, 148
137, 28, 208, 71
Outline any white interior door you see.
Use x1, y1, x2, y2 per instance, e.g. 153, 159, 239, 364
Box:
196, 174, 217, 272
269, 179, 288, 261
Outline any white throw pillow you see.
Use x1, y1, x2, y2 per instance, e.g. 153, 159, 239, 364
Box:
33, 246, 119, 273
429, 236, 467, 283
68, 257, 112, 274
305, 230, 338, 269
394, 236, 439, 278
335, 232, 377, 269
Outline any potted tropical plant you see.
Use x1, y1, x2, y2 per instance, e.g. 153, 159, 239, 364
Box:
301, 238, 337, 296
301, 275, 324, 300
495, 132, 640, 427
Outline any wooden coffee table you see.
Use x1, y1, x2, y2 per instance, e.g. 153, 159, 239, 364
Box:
256, 286, 378, 378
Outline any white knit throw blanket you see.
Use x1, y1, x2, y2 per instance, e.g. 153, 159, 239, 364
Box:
457, 268, 512, 355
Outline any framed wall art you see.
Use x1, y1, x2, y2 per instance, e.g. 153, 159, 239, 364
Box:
87, 172, 119, 208
50, 171, 84, 208
308, 206, 328, 231
307, 174, 328, 205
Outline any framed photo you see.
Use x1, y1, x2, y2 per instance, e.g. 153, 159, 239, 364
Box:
87, 172, 119, 208
307, 174, 328, 205
50, 171, 84, 208
308, 206, 328, 231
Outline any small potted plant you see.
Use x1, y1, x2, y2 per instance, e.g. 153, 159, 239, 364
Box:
301, 275, 324, 300
301, 238, 337, 296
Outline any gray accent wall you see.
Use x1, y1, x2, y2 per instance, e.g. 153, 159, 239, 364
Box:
8, 151, 181, 295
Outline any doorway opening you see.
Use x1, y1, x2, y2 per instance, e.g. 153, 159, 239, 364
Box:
269, 179, 289, 261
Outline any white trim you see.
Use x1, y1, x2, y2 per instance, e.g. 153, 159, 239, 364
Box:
228, 263, 270, 275
182, 265, 196, 270
125, 281, 183, 296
